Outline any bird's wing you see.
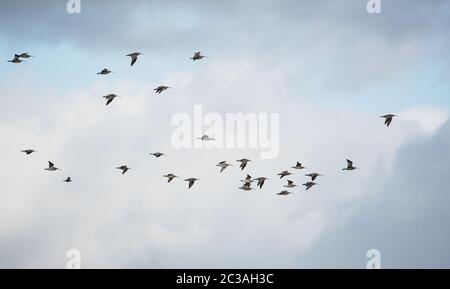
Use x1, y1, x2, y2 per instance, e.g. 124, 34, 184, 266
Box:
386, 117, 392, 127
347, 159, 353, 167
48, 161, 54, 167
106, 98, 114, 106
287, 180, 293, 185
130, 55, 138, 66
188, 180, 194, 188
220, 166, 226, 173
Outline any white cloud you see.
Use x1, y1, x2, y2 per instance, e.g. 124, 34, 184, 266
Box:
400, 107, 449, 135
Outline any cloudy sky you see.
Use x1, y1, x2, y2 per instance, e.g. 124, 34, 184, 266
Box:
0, 0, 449, 268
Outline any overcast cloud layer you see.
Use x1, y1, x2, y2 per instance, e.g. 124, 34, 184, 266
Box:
0, 0, 449, 268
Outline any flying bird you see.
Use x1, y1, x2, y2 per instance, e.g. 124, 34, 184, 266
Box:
190, 52, 206, 61
97, 68, 112, 75
303, 182, 317, 190
116, 165, 130, 174
127, 52, 143, 66
277, 190, 293, 196
278, 170, 292, 179
236, 159, 251, 170
305, 173, 322, 181
217, 161, 232, 173
239, 182, 253, 191
45, 161, 60, 171
63, 177, 72, 183
154, 86, 171, 94
18, 53, 33, 58
241, 174, 253, 184
163, 174, 178, 183
380, 114, 397, 127
291, 162, 306, 170
8, 54, 22, 63
343, 159, 358, 171
21, 149, 36, 155
284, 180, 297, 188
197, 135, 215, 141
184, 178, 199, 189
253, 177, 268, 189
103, 94, 120, 106
149, 152, 166, 158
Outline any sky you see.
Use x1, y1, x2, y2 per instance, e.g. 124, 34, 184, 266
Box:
0, 0, 449, 268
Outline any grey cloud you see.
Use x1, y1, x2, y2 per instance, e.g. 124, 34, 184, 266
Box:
297, 121, 450, 268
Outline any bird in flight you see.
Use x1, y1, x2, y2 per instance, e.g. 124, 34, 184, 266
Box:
291, 162, 306, 170
284, 180, 297, 188
116, 165, 130, 174
8, 54, 23, 63
241, 174, 253, 184
63, 177, 72, 183
277, 190, 293, 196
278, 170, 292, 179
253, 177, 268, 189
239, 182, 253, 191
163, 174, 178, 183
343, 159, 358, 171
103, 94, 120, 106
380, 114, 397, 127
154, 86, 171, 94
45, 161, 60, 171
184, 178, 200, 189
18, 53, 33, 58
217, 161, 232, 173
190, 52, 206, 61
149, 152, 166, 158
21, 149, 36, 155
302, 182, 317, 190
236, 159, 251, 170
97, 68, 113, 75
197, 135, 215, 141
305, 173, 322, 181
127, 52, 143, 66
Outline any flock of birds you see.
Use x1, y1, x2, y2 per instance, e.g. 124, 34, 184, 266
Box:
11, 51, 398, 196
